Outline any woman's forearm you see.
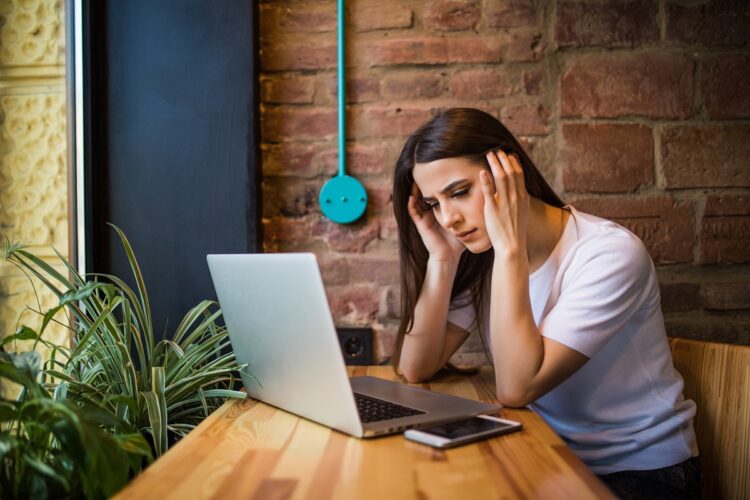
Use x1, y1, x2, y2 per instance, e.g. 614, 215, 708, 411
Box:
398, 258, 460, 382
489, 252, 544, 405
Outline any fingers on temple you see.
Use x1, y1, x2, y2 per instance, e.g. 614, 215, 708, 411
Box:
486, 151, 507, 195
508, 154, 526, 194
480, 170, 494, 199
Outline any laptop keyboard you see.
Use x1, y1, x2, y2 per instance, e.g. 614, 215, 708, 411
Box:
354, 392, 426, 423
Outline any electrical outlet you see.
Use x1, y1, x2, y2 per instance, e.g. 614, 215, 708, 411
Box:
336, 327, 373, 365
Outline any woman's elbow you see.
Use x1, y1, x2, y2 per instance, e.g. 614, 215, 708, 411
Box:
496, 390, 533, 408
401, 369, 430, 384
399, 363, 435, 384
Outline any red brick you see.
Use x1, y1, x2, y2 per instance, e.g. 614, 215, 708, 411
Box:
349, 105, 434, 139
381, 215, 399, 242
347, 257, 400, 285
261, 39, 336, 72
262, 143, 323, 177
318, 253, 352, 286
326, 73, 381, 103
260, 75, 316, 104
263, 178, 323, 217
262, 216, 317, 252
319, 143, 390, 176
561, 124, 653, 193
665, 315, 750, 345
700, 282, 750, 310
486, 0, 539, 28
660, 283, 702, 312
262, 107, 337, 142
560, 54, 694, 118
661, 125, 750, 189
504, 30, 543, 62
448, 69, 514, 100
369, 37, 503, 66
383, 286, 401, 319
313, 218, 381, 253
704, 194, 750, 216
327, 284, 382, 322
350, 3, 413, 32
555, 0, 658, 48
667, 0, 750, 47
499, 103, 550, 136
522, 68, 544, 95
701, 194, 750, 264
424, 1, 480, 31
382, 71, 444, 100
364, 184, 395, 217
570, 196, 695, 264
701, 55, 750, 119
260, 3, 336, 36
351, 143, 392, 176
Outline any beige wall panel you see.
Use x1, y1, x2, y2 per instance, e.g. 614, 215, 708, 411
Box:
0, 0, 64, 66
0, 0, 69, 364
0, 92, 68, 252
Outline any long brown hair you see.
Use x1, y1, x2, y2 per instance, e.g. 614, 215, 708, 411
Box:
392, 108, 564, 371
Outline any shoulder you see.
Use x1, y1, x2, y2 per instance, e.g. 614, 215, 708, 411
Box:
564, 209, 655, 291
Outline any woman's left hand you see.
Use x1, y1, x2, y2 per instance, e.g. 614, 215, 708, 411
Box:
480, 150, 530, 258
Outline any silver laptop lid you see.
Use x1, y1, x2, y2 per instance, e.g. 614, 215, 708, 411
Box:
207, 253, 364, 437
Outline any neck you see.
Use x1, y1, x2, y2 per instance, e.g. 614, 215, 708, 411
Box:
526, 198, 566, 273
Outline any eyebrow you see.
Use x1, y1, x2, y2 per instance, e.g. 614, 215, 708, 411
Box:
421, 179, 470, 201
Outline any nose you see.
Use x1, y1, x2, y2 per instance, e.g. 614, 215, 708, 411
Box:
439, 204, 462, 229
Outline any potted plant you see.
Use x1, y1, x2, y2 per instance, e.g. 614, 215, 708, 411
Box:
0, 348, 151, 498
1, 225, 249, 497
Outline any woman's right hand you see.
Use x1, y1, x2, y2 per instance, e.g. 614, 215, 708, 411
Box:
407, 183, 466, 263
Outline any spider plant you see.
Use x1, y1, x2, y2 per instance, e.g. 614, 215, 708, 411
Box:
0, 348, 152, 499
3, 224, 248, 461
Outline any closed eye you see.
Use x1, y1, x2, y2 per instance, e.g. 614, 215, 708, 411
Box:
422, 188, 469, 210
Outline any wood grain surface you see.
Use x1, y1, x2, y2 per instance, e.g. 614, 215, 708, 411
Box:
669, 338, 750, 500
115, 366, 614, 499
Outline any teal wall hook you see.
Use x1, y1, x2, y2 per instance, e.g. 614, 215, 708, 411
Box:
320, 0, 368, 224
319, 175, 368, 224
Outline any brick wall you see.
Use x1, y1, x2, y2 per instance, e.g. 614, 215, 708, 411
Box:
259, 0, 750, 362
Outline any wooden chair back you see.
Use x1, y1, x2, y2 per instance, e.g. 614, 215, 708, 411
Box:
668, 337, 750, 500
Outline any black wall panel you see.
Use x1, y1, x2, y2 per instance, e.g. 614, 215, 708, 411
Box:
84, 0, 261, 336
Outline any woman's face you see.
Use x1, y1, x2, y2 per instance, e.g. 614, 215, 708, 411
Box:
412, 156, 492, 253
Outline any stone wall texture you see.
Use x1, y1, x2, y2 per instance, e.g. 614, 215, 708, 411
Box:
0, 0, 70, 370
259, 0, 750, 363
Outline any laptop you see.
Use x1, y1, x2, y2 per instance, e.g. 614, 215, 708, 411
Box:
207, 253, 500, 438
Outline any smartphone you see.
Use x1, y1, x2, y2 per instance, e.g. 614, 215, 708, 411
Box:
404, 415, 522, 449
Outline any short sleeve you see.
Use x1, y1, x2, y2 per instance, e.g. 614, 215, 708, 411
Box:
446, 290, 477, 332
539, 232, 656, 358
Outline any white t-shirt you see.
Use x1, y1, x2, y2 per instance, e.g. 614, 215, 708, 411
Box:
447, 207, 698, 474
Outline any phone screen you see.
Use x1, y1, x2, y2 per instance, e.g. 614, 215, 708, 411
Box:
420, 417, 516, 439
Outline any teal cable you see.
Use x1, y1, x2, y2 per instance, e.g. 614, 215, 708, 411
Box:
337, 0, 345, 178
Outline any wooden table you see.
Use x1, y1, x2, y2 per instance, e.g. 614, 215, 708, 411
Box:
116, 366, 614, 499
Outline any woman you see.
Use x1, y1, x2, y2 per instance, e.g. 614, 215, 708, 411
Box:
392, 108, 699, 498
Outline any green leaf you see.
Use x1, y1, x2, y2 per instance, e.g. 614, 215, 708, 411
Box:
0, 351, 46, 398
114, 432, 153, 459
2, 325, 39, 346
141, 366, 168, 457
0, 434, 18, 458
23, 453, 71, 492
0, 400, 18, 421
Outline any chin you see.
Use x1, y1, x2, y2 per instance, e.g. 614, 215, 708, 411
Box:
464, 239, 493, 254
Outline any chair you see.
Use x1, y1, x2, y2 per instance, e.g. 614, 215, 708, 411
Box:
668, 338, 750, 500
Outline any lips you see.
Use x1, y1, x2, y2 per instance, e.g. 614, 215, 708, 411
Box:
456, 229, 476, 240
